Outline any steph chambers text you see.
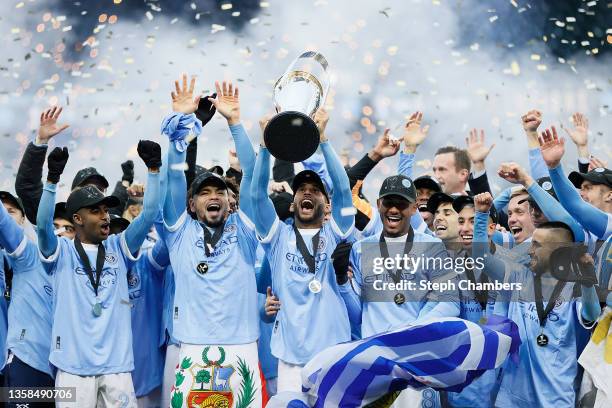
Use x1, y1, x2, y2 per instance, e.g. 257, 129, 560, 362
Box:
372, 279, 523, 292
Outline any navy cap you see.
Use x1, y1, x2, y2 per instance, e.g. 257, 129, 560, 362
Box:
426, 192, 454, 214
0, 191, 25, 216
71, 167, 109, 191
413, 175, 441, 193
569, 168, 612, 189
66, 185, 120, 216
190, 171, 228, 197
292, 170, 329, 199
378, 175, 417, 202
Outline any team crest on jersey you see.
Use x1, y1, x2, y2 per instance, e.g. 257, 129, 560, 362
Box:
104, 253, 118, 265
224, 224, 237, 234
317, 236, 327, 251
127, 270, 140, 288
170, 346, 256, 408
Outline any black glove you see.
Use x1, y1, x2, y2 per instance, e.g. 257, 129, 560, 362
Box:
47, 147, 69, 184
121, 160, 134, 184
137, 140, 162, 169
195, 93, 217, 127
332, 241, 353, 285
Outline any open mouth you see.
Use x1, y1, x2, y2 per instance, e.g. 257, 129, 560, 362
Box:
101, 222, 110, 235
510, 226, 522, 237
435, 225, 447, 232
385, 214, 402, 227
206, 202, 222, 216
300, 199, 315, 211
461, 234, 473, 241
418, 205, 428, 212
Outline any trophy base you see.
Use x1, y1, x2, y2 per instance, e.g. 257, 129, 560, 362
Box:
264, 111, 320, 163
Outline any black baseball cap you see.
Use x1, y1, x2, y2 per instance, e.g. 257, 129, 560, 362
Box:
109, 214, 130, 232
190, 171, 228, 197
427, 192, 454, 214
292, 170, 329, 199
452, 195, 474, 213
54, 202, 72, 222
71, 167, 109, 191
378, 175, 417, 203
66, 185, 120, 217
208, 165, 224, 176
413, 175, 441, 193
569, 168, 612, 189
0, 191, 25, 215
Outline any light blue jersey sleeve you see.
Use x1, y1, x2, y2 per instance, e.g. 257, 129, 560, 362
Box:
302, 152, 333, 195
548, 164, 611, 240
124, 171, 161, 256
230, 124, 256, 219
528, 148, 549, 180
342, 244, 364, 326
398, 152, 433, 236
251, 147, 279, 239
526, 182, 585, 242
320, 141, 354, 234
0, 200, 25, 253
149, 239, 170, 272
161, 113, 200, 227
473, 211, 506, 282
493, 187, 512, 213
37, 182, 58, 260
580, 285, 601, 323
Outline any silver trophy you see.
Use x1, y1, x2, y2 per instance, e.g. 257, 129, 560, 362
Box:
264, 51, 330, 163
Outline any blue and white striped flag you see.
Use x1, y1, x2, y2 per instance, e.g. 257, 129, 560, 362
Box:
268, 316, 520, 408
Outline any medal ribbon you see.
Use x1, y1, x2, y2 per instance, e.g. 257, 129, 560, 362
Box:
201, 221, 226, 257
378, 228, 414, 284
293, 225, 321, 274
533, 274, 567, 332
464, 258, 489, 311
74, 238, 106, 297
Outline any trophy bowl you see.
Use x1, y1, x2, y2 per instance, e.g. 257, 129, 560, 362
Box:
264, 51, 330, 163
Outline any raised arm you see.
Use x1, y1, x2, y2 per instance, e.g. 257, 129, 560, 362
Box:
208, 80, 256, 218
539, 126, 610, 240
15, 106, 69, 224
251, 145, 278, 238
521, 110, 548, 179
124, 141, 162, 255
473, 193, 507, 282
161, 74, 202, 226
317, 109, 354, 234
497, 162, 585, 242
0, 199, 25, 253
37, 147, 69, 258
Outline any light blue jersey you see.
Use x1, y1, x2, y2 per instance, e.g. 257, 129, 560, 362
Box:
261, 217, 354, 365
6, 238, 53, 376
495, 267, 592, 407
40, 233, 137, 375
129, 240, 167, 397
163, 210, 259, 344
348, 232, 455, 337
0, 252, 8, 371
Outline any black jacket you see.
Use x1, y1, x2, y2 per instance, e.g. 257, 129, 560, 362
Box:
15, 142, 48, 225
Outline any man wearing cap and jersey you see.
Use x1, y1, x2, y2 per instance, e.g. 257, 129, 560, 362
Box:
36, 140, 161, 408
343, 174, 458, 408
0, 190, 55, 404
414, 175, 441, 229
251, 107, 355, 392
162, 75, 264, 407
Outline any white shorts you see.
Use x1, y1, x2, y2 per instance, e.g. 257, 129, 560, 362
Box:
55, 370, 136, 408
161, 343, 180, 408
170, 342, 262, 408
276, 360, 304, 393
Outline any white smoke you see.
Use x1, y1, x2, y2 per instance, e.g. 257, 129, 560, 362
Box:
0, 0, 609, 200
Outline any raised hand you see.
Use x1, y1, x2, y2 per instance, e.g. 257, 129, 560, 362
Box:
195, 93, 217, 126
314, 108, 329, 142
474, 192, 493, 213
228, 148, 240, 172
370, 129, 400, 161
466, 129, 494, 171
37, 106, 69, 144
47, 147, 69, 184
588, 156, 608, 171
171, 74, 200, 114
521, 109, 542, 149
127, 184, 145, 198
539, 126, 565, 169
562, 112, 589, 158
402, 111, 429, 153
121, 160, 134, 185
208, 81, 240, 126
265, 287, 281, 316
137, 140, 162, 171
497, 162, 533, 187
